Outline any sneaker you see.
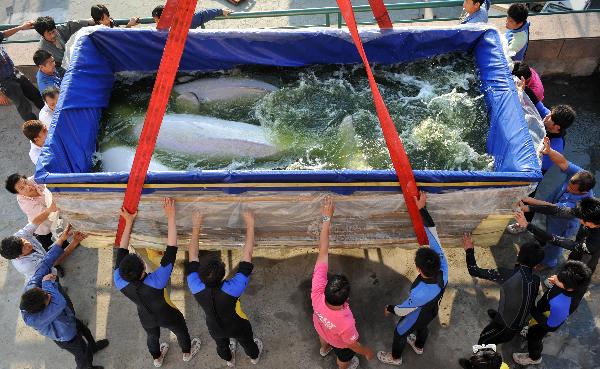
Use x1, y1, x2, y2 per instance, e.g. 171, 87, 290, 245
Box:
487, 309, 498, 320
153, 343, 169, 368
520, 325, 529, 338
513, 352, 542, 365
250, 338, 263, 365
377, 351, 402, 366
406, 334, 423, 355
347, 355, 360, 369
319, 344, 333, 357
227, 339, 237, 367
183, 337, 201, 362
506, 223, 527, 234
544, 278, 554, 289
93, 339, 109, 353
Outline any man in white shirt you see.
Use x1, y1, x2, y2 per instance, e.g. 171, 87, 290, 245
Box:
38, 85, 59, 125
22, 120, 48, 165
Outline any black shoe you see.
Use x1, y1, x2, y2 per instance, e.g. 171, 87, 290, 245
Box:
93, 339, 109, 353
91, 366, 104, 369
458, 358, 472, 369
487, 309, 497, 320
55, 264, 66, 277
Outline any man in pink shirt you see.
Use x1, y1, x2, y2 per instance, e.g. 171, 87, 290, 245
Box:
311, 196, 375, 369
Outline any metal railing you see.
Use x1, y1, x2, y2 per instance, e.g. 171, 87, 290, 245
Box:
0, 0, 598, 44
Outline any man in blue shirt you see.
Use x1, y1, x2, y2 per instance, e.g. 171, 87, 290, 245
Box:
185, 209, 263, 367
151, 4, 231, 28
378, 192, 448, 366
115, 198, 201, 367
460, 0, 489, 24
33, 49, 62, 94
0, 21, 44, 121
519, 137, 595, 269
20, 225, 108, 369
513, 260, 592, 365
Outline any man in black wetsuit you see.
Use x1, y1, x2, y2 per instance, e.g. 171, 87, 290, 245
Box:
114, 198, 201, 367
185, 209, 262, 367
515, 197, 600, 274
462, 233, 543, 344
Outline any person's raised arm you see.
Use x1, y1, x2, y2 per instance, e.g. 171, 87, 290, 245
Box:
317, 196, 334, 264
541, 136, 569, 172
515, 209, 578, 250
2, 20, 34, 39
31, 200, 57, 226
463, 233, 506, 282
241, 209, 255, 263
164, 197, 177, 247
119, 207, 137, 250
188, 211, 202, 262
54, 231, 87, 266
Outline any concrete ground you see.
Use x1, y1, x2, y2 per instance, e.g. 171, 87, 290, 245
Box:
0, 2, 600, 368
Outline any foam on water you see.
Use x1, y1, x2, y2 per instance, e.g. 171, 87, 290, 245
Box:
97, 53, 494, 171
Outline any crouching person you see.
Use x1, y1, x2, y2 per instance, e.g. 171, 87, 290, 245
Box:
115, 198, 200, 367
185, 209, 263, 366
312, 196, 375, 369
20, 225, 108, 369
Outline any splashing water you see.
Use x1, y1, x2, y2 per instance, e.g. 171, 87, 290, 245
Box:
97, 53, 494, 171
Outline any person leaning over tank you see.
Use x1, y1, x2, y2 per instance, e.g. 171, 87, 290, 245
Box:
462, 233, 543, 345
512, 61, 544, 103
377, 191, 448, 366
34, 16, 95, 71
459, 344, 510, 369
151, 4, 232, 29
513, 260, 592, 366
515, 197, 600, 275
312, 196, 375, 369
22, 119, 48, 165
115, 198, 201, 367
185, 209, 263, 367
504, 4, 529, 62
460, 0, 490, 24
506, 104, 576, 233
91, 4, 140, 28
0, 21, 44, 121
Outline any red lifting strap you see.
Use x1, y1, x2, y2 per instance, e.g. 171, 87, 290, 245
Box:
336, 0, 428, 245
368, 0, 393, 29
114, 0, 197, 247
156, 0, 179, 30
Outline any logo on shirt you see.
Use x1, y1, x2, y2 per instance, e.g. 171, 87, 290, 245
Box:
315, 311, 336, 330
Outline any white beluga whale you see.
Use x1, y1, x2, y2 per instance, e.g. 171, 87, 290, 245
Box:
100, 146, 173, 172
132, 114, 280, 159
173, 77, 278, 111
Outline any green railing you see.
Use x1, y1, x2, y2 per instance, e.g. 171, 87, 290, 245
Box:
1, 0, 598, 44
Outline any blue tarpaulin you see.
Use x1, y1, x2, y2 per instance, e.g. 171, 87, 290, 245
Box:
35, 26, 541, 193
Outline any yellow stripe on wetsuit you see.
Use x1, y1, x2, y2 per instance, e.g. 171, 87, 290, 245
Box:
235, 299, 249, 320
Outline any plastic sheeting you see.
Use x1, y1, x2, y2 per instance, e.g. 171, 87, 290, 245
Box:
36, 26, 541, 189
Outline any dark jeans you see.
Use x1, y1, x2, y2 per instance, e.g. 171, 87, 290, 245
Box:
35, 233, 70, 252
478, 319, 518, 345
143, 319, 192, 359
527, 323, 550, 361
212, 321, 259, 361
0, 71, 43, 121
54, 319, 97, 369
392, 325, 429, 359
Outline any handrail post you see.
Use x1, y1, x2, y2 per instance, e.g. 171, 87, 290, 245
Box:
337, 12, 343, 28
325, 13, 331, 27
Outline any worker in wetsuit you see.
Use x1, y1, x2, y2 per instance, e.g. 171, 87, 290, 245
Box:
515, 197, 600, 274
377, 192, 448, 366
185, 209, 263, 367
463, 234, 543, 344
114, 198, 201, 368
513, 260, 592, 365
